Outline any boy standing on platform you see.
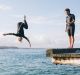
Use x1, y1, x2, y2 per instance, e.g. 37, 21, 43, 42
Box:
65, 8, 75, 48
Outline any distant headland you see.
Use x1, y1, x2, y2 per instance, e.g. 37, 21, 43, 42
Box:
0, 46, 18, 49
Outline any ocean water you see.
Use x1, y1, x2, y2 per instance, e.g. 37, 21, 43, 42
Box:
0, 48, 80, 75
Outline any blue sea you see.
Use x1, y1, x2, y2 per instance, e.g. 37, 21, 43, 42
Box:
0, 48, 80, 75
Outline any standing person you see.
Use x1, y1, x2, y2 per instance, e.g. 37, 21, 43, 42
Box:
3, 15, 31, 47
65, 8, 75, 48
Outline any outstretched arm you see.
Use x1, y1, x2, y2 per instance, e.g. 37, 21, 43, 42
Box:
23, 36, 31, 47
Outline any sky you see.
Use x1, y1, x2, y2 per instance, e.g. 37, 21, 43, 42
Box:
0, 0, 80, 48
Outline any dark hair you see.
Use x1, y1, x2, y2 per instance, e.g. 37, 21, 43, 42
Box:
65, 8, 70, 12
18, 37, 23, 42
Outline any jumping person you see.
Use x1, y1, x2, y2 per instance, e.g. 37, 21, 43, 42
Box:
3, 15, 31, 47
65, 8, 75, 48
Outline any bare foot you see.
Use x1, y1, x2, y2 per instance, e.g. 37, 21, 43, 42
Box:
69, 45, 73, 48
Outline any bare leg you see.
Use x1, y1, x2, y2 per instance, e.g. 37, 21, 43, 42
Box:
69, 36, 74, 48
71, 36, 74, 48
73, 36, 75, 44
69, 36, 72, 48
23, 36, 31, 47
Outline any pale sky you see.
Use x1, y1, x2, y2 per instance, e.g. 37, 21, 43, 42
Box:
0, 0, 80, 48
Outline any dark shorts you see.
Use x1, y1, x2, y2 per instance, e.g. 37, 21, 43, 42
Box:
16, 33, 24, 37
67, 25, 75, 36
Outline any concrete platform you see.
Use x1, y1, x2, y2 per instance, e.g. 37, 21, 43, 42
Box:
46, 48, 80, 65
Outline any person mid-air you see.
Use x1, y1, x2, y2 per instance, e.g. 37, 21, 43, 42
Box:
3, 15, 31, 47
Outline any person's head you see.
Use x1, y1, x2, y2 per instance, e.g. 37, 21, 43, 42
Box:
65, 8, 70, 16
18, 37, 23, 42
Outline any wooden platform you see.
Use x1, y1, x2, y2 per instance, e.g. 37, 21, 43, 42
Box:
46, 48, 80, 65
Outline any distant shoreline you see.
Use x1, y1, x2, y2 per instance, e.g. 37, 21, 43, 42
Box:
0, 46, 45, 49
0, 46, 18, 49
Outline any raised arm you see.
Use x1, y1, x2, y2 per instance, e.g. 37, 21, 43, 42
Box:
23, 15, 28, 29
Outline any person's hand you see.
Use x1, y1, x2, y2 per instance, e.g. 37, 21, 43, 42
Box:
24, 15, 26, 20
